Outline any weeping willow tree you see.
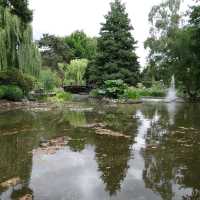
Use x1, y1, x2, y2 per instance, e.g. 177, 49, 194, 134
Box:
65, 59, 88, 86
0, 5, 41, 77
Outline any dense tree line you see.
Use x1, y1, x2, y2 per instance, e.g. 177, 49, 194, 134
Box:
37, 32, 97, 87
0, 0, 41, 100
38, 0, 140, 87
38, 31, 97, 71
143, 0, 200, 99
38, 0, 200, 100
1, 0, 200, 100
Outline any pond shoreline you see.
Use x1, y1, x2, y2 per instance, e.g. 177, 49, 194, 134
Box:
0, 96, 198, 111
0, 100, 55, 111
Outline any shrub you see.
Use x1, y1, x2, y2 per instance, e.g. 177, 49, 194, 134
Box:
148, 88, 165, 97
0, 85, 23, 101
123, 87, 140, 100
56, 91, 72, 101
148, 82, 166, 97
0, 70, 35, 94
0, 87, 5, 99
103, 79, 128, 99
123, 83, 166, 99
39, 69, 61, 91
48, 90, 72, 102
22, 74, 36, 94
89, 89, 106, 98
90, 80, 166, 99
90, 80, 128, 99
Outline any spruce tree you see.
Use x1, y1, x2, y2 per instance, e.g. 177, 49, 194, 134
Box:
86, 0, 140, 86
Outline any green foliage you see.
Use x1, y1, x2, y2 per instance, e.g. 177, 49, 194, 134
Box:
167, 28, 200, 99
144, 0, 182, 85
124, 84, 166, 100
90, 80, 166, 99
56, 91, 72, 101
89, 89, 105, 98
158, 5, 200, 99
57, 62, 68, 86
48, 90, 72, 102
123, 87, 140, 100
0, 5, 41, 77
103, 80, 128, 99
37, 33, 95, 86
0, 85, 23, 101
39, 69, 61, 91
0, 70, 35, 94
1, 0, 33, 23
38, 34, 73, 69
86, 0, 140, 86
65, 31, 97, 60
144, 1, 200, 100
65, 59, 88, 86
0, 87, 5, 99
148, 81, 166, 97
90, 79, 128, 99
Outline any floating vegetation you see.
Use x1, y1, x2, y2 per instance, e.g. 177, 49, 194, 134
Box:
19, 194, 33, 200
146, 144, 159, 150
0, 101, 55, 112
32, 136, 70, 155
0, 177, 21, 188
79, 123, 106, 128
95, 127, 131, 139
178, 127, 197, 131
28, 107, 52, 112
69, 107, 93, 112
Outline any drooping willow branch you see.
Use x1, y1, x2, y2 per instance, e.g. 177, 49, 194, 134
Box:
0, 5, 41, 77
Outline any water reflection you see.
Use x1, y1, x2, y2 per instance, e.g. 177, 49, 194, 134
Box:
141, 103, 200, 200
0, 101, 200, 200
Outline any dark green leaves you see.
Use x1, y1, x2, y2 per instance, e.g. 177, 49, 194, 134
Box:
86, 0, 140, 86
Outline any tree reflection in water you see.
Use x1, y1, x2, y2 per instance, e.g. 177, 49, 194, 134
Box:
66, 104, 138, 196
141, 103, 200, 200
0, 102, 200, 199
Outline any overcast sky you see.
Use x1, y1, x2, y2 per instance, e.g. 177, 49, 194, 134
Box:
29, 0, 193, 66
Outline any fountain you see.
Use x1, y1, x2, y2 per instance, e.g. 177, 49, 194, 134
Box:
142, 75, 178, 103
165, 75, 177, 102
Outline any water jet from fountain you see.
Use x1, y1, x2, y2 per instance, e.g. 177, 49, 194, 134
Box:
165, 75, 177, 102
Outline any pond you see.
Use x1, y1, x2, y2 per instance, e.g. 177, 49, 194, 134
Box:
0, 100, 200, 200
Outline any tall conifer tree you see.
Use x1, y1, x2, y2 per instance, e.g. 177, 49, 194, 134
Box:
86, 0, 140, 86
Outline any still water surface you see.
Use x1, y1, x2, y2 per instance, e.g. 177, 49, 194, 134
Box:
0, 100, 200, 200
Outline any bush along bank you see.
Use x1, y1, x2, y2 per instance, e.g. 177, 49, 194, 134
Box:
0, 85, 24, 101
0, 70, 73, 102
0, 70, 36, 101
89, 79, 166, 103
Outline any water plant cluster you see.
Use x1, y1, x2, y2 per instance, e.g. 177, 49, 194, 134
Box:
90, 80, 166, 100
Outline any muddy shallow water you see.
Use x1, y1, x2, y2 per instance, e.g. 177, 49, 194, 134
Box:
0, 100, 200, 200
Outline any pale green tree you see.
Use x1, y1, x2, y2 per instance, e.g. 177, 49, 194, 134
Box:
65, 59, 88, 86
